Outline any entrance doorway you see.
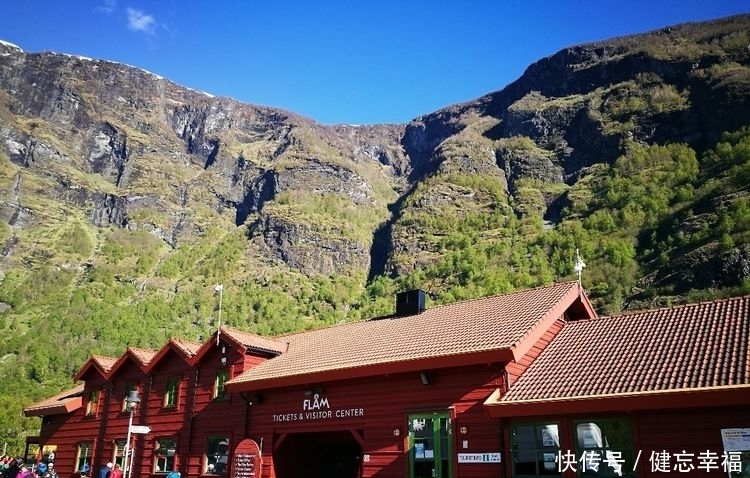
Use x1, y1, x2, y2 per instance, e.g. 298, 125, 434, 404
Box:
408, 412, 453, 478
274, 430, 362, 478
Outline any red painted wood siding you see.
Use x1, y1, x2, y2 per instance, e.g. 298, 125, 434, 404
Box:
633, 406, 750, 478
39, 373, 108, 476
247, 363, 507, 478
179, 342, 248, 478
131, 349, 195, 476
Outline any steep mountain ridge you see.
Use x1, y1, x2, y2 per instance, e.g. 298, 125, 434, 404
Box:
0, 15, 749, 451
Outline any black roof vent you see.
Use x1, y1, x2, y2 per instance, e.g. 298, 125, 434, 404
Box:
396, 289, 426, 316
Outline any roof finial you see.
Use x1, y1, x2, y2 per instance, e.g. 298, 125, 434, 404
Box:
215, 284, 224, 345
574, 248, 586, 285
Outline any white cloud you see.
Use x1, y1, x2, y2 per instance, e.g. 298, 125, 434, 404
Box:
126, 7, 157, 35
97, 0, 116, 14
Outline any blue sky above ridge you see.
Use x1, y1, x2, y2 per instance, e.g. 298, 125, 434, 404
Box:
1, 1, 748, 125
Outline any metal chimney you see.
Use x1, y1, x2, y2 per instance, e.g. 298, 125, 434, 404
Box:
395, 290, 426, 316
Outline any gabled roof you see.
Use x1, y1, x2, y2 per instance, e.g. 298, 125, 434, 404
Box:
220, 327, 288, 355
485, 295, 750, 416
129, 347, 157, 367
128, 338, 202, 372
170, 337, 203, 357
23, 384, 84, 417
73, 355, 118, 382
226, 282, 595, 391
104, 346, 157, 377
192, 326, 288, 363
143, 338, 202, 371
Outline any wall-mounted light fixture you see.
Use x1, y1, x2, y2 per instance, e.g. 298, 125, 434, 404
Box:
419, 371, 430, 385
304, 387, 323, 396
123, 390, 141, 478
459, 426, 468, 435
393, 428, 401, 437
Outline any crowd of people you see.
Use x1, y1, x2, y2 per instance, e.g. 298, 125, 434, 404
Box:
0, 456, 58, 478
0, 456, 182, 478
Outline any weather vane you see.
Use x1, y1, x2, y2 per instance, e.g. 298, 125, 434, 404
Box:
574, 249, 586, 285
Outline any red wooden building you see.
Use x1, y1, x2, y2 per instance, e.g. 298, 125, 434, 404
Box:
24, 282, 750, 478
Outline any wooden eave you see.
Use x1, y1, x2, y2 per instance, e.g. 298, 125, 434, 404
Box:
24, 397, 82, 417
73, 356, 116, 382
23, 385, 84, 417
483, 384, 750, 418
225, 349, 515, 393
145, 340, 196, 372
106, 349, 153, 377
192, 329, 285, 365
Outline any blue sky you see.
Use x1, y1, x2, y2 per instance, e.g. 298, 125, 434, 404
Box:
1, 1, 748, 125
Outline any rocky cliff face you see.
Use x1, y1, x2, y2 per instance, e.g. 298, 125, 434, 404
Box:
1, 15, 749, 317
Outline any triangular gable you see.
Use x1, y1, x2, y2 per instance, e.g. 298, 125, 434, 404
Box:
105, 347, 157, 377
507, 282, 597, 362
23, 384, 85, 417
73, 355, 118, 382
146, 338, 203, 371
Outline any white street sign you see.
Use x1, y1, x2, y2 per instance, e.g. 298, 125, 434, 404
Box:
130, 425, 151, 434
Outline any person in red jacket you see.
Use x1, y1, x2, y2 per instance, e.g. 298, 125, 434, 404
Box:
108, 464, 122, 478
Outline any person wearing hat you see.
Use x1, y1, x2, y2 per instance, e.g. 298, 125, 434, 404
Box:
98, 463, 112, 478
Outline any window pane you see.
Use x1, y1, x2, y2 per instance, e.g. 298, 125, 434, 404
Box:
214, 371, 229, 400
205, 437, 229, 474
575, 419, 634, 478
512, 423, 561, 477
87, 391, 98, 415
165, 378, 179, 407
77, 442, 93, 473
154, 438, 177, 473
114, 439, 126, 468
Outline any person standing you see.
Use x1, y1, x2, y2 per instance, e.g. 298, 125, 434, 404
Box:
4, 460, 20, 478
108, 464, 122, 478
98, 463, 112, 478
43, 464, 57, 478
16, 465, 33, 478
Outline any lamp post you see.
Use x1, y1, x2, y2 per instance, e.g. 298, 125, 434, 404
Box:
123, 390, 140, 478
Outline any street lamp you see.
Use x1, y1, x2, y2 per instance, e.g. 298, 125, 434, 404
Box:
123, 390, 140, 478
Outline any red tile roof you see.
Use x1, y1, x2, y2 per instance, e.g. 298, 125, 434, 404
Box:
486, 295, 750, 415
23, 384, 84, 417
128, 347, 157, 367
226, 282, 594, 391
73, 355, 118, 381
169, 338, 203, 357
93, 355, 118, 372
220, 327, 288, 355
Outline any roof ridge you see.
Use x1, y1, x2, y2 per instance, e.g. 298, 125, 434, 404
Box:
599, 294, 749, 319
272, 282, 579, 339
425, 281, 578, 313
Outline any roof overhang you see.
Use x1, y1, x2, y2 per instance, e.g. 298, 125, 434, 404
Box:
483, 384, 750, 418
225, 349, 514, 392
24, 397, 82, 417
23, 386, 84, 417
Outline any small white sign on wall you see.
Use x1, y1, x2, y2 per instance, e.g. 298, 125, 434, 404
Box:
458, 453, 501, 463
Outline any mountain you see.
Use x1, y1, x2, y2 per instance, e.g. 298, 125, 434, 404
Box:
1, 15, 749, 452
